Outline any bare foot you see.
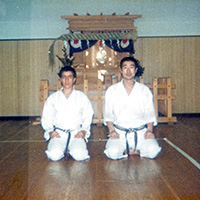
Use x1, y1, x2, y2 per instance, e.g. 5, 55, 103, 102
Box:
64, 150, 70, 157
129, 148, 140, 156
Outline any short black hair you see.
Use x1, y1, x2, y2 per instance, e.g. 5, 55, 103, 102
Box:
120, 56, 144, 77
58, 66, 77, 78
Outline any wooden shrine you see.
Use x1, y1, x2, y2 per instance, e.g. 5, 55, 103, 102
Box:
35, 14, 177, 125
48, 13, 141, 67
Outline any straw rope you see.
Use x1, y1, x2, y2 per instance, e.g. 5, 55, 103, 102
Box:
49, 30, 138, 68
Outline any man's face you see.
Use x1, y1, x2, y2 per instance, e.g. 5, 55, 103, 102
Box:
60, 71, 76, 89
120, 61, 138, 80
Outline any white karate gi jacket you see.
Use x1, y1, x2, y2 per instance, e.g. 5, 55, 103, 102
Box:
41, 88, 94, 141
104, 80, 157, 128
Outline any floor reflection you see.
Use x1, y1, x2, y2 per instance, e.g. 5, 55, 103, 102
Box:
105, 157, 161, 181
103, 157, 162, 198
43, 160, 93, 199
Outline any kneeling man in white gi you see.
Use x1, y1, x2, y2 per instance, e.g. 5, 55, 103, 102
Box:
42, 66, 94, 161
104, 56, 161, 160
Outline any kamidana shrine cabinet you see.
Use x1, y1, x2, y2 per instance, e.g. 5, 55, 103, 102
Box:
39, 14, 176, 125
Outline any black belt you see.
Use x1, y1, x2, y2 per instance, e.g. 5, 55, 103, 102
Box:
53, 126, 72, 158
113, 124, 146, 155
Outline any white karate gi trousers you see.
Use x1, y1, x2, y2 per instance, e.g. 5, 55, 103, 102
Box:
104, 129, 161, 160
45, 130, 89, 161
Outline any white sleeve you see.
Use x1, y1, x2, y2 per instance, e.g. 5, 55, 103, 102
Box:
41, 96, 55, 141
78, 94, 94, 138
104, 88, 115, 125
144, 88, 158, 126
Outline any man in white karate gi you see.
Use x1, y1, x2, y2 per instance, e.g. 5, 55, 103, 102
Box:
104, 56, 161, 160
42, 66, 94, 161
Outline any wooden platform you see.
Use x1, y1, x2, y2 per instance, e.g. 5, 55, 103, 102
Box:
0, 115, 199, 200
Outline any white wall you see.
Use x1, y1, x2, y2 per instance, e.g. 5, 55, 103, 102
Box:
0, 0, 199, 39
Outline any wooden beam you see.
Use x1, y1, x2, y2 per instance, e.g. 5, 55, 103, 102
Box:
157, 117, 177, 123
61, 14, 141, 32
61, 14, 142, 21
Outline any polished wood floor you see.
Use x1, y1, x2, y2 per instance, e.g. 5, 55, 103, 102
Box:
0, 115, 199, 200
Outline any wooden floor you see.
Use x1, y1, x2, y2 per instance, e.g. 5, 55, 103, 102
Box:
0, 115, 199, 200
